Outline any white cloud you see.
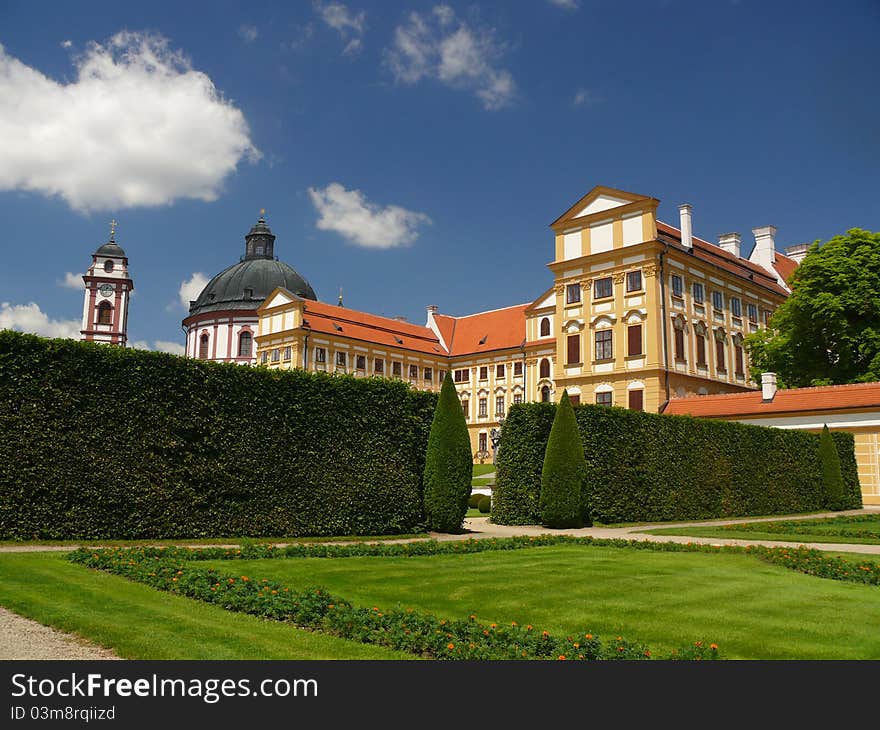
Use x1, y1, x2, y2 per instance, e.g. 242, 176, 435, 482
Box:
60, 272, 84, 289
547, 0, 579, 10
572, 87, 600, 106
238, 25, 259, 43
315, 2, 366, 55
151, 340, 187, 355
178, 272, 210, 309
384, 5, 516, 110
60, 40, 73, 49
0, 32, 259, 212
308, 182, 431, 249
0, 302, 81, 339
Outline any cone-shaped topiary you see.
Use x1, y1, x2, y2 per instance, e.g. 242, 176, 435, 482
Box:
819, 424, 847, 511
539, 390, 590, 528
423, 371, 474, 532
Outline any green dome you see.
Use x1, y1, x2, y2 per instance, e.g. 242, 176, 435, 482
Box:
94, 241, 126, 257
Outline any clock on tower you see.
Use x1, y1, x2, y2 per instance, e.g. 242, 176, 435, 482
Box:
80, 220, 134, 346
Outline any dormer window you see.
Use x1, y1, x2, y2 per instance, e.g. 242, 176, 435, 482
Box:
244, 288, 254, 299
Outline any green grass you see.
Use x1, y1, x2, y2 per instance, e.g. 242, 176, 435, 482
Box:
471, 478, 494, 487
0, 552, 412, 660
472, 464, 495, 477
198, 545, 880, 660
466, 508, 489, 518
642, 514, 880, 546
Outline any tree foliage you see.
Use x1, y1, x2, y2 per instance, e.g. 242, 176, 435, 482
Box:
745, 228, 880, 387
423, 371, 473, 533
539, 391, 589, 528
819, 425, 847, 512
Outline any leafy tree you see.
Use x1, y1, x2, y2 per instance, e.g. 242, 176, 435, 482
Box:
423, 371, 473, 532
819, 425, 847, 511
539, 390, 590, 528
745, 228, 880, 387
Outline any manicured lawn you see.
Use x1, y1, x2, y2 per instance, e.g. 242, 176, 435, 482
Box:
0, 552, 411, 660
199, 545, 880, 659
471, 478, 494, 487
466, 508, 489, 518
642, 514, 880, 546
472, 464, 495, 477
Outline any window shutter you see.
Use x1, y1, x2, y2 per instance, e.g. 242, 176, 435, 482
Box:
567, 334, 580, 364
627, 325, 642, 356
628, 390, 644, 411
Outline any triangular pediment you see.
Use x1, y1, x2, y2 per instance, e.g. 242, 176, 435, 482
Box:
551, 186, 656, 230
526, 287, 555, 312
258, 287, 302, 312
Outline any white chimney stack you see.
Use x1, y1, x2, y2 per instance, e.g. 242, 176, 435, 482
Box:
761, 372, 777, 401
679, 204, 693, 250
784, 243, 810, 264
750, 225, 777, 271
718, 232, 741, 258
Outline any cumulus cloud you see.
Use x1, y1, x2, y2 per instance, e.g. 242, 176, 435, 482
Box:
178, 272, 210, 309
315, 2, 366, 55
547, 0, 579, 10
308, 183, 431, 249
137, 339, 186, 355
60, 272, 84, 289
0, 302, 81, 339
0, 32, 259, 212
384, 5, 516, 110
238, 24, 259, 43
60, 40, 73, 49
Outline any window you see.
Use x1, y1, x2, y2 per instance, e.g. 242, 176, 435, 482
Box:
731, 297, 742, 318
692, 282, 705, 304
199, 333, 209, 359
478, 398, 487, 417
569, 394, 580, 406
735, 343, 744, 376
671, 275, 684, 299
763, 309, 772, 326
594, 277, 612, 299
271, 348, 280, 362
627, 324, 643, 356
97, 301, 112, 325
244, 288, 253, 299
495, 396, 505, 416
356, 355, 366, 370
479, 366, 488, 380
454, 368, 469, 382
103, 260, 114, 273
712, 291, 724, 311
541, 386, 550, 402
424, 367, 432, 381
715, 338, 726, 372
595, 330, 612, 360
513, 393, 522, 405
747, 303, 758, 323
628, 390, 644, 411
567, 334, 580, 365
409, 364, 418, 380
260, 351, 268, 364
461, 399, 469, 418
540, 317, 550, 337
238, 331, 252, 358
696, 333, 706, 366
392, 361, 402, 378
596, 392, 612, 406
478, 433, 488, 453
539, 358, 550, 378
496, 364, 505, 379
438, 370, 446, 382
566, 283, 581, 304
514, 361, 523, 376
315, 347, 326, 363
336, 351, 347, 368
283, 346, 291, 361
674, 328, 685, 362
374, 358, 384, 374
626, 270, 642, 293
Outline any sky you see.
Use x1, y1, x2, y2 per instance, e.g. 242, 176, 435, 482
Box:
1, 0, 878, 354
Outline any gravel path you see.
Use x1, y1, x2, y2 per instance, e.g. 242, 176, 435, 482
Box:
0, 608, 120, 660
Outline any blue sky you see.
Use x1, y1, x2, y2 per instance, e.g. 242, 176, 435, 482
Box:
1, 0, 878, 353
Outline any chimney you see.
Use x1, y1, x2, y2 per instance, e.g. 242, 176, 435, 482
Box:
718, 232, 741, 258
784, 243, 810, 264
425, 304, 438, 326
761, 372, 777, 402
679, 204, 693, 250
750, 225, 777, 271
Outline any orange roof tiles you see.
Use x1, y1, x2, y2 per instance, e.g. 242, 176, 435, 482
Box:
663, 381, 880, 418
773, 252, 798, 286
440, 303, 530, 357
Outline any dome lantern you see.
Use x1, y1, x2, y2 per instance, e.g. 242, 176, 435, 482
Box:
244, 209, 276, 261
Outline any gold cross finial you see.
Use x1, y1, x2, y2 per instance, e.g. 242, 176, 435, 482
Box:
109, 219, 117, 240
260, 208, 266, 217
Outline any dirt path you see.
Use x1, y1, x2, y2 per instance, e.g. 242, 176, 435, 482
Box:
0, 607, 120, 660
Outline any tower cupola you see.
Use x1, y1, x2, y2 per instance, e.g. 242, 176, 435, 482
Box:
243, 209, 276, 260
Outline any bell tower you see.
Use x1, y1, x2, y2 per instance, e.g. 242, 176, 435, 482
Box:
81, 220, 134, 346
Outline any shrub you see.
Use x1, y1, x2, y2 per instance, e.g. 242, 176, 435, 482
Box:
478, 496, 491, 514
468, 494, 483, 508
423, 372, 473, 533
539, 391, 588, 528
0, 331, 436, 539
494, 401, 861, 525
819, 425, 847, 511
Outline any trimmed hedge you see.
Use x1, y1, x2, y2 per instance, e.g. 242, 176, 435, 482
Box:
0, 331, 436, 539
819, 424, 847, 511
539, 391, 587, 528
494, 403, 862, 525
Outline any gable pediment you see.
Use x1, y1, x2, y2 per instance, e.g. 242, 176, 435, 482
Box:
551, 185, 657, 231
259, 287, 302, 312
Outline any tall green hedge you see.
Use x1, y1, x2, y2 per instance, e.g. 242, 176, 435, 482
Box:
494, 402, 862, 525
0, 331, 437, 539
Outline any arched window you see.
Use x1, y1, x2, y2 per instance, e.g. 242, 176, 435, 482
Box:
103, 260, 114, 273
541, 385, 551, 403
238, 331, 253, 358
539, 358, 550, 379
97, 301, 112, 325
199, 333, 209, 359
540, 317, 550, 337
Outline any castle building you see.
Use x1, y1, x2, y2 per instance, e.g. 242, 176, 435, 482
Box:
81, 222, 134, 346
249, 185, 800, 460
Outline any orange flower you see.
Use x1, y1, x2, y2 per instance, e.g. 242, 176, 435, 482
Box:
542, 630, 550, 637
447, 643, 455, 650
526, 625, 533, 631
585, 633, 593, 640
710, 643, 718, 650
490, 623, 497, 629
643, 650, 651, 657
511, 621, 518, 627
694, 641, 703, 647
557, 655, 566, 660
241, 576, 249, 582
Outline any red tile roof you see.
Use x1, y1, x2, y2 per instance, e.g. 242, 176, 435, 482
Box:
663, 381, 880, 418
656, 221, 791, 297
436, 303, 529, 357
774, 252, 798, 286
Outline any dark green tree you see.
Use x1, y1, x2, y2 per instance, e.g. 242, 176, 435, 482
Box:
539, 390, 590, 528
819, 425, 847, 511
745, 228, 880, 387
423, 371, 473, 532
